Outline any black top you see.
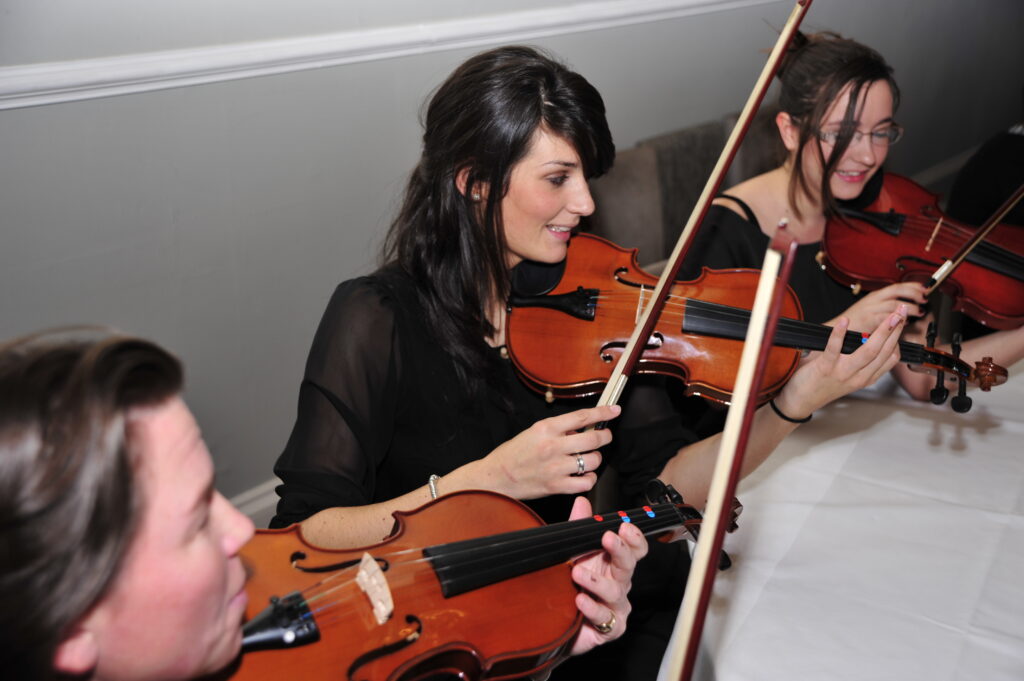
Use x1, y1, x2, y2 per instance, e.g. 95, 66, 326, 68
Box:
679, 197, 858, 324
271, 265, 697, 528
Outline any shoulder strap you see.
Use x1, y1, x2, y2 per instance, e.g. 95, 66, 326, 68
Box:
716, 194, 760, 227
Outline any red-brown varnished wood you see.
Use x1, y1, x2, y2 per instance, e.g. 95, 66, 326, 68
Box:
823, 173, 1024, 330
218, 492, 581, 681
505, 234, 803, 405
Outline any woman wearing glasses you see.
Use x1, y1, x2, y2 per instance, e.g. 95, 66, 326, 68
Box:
681, 31, 1024, 401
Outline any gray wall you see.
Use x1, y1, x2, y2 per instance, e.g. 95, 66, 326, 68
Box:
2, 0, 1023, 504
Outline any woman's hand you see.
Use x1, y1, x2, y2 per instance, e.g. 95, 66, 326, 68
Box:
565, 495, 647, 656
466, 405, 621, 499
775, 305, 908, 419
829, 282, 926, 333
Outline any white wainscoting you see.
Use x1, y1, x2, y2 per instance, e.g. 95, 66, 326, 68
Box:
0, 0, 778, 111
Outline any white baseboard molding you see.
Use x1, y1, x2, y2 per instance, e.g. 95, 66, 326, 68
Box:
0, 0, 777, 111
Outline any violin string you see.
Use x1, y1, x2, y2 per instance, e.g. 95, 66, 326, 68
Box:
305, 510, 694, 633
518, 289, 958, 373
272, 508, 697, 623
839, 216, 1023, 269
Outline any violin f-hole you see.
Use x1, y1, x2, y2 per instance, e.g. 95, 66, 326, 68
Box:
289, 550, 390, 574
346, 614, 423, 681
599, 332, 664, 362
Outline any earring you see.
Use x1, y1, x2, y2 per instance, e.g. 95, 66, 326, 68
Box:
471, 192, 481, 201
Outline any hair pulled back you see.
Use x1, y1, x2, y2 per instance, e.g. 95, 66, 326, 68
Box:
382, 45, 614, 394
0, 331, 183, 680
776, 31, 900, 216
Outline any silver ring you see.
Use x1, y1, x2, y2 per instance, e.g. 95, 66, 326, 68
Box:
573, 452, 586, 476
594, 612, 616, 635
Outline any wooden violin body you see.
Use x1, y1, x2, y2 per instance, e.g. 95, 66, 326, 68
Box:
823, 173, 1024, 330
506, 234, 803, 404
213, 490, 703, 681
505, 234, 1002, 405
218, 493, 577, 681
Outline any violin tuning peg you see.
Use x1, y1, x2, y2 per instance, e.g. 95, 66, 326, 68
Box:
930, 384, 949, 405
644, 479, 684, 505
926, 321, 937, 348
951, 332, 963, 358
544, 388, 554, 404
930, 363, 949, 405
951, 372, 972, 413
951, 394, 972, 413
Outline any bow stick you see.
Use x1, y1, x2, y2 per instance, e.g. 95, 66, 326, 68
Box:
925, 180, 1024, 294
592, 0, 813, 411
656, 225, 798, 681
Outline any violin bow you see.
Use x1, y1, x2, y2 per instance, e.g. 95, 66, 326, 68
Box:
592, 0, 813, 411
925, 180, 1024, 295
657, 224, 797, 681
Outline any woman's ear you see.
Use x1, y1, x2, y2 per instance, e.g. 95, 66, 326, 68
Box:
776, 111, 801, 153
53, 627, 99, 676
455, 166, 487, 202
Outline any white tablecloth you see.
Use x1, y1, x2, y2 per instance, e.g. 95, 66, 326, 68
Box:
696, 364, 1024, 681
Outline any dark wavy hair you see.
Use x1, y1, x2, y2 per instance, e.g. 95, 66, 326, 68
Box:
0, 330, 183, 680
776, 31, 900, 217
381, 45, 615, 395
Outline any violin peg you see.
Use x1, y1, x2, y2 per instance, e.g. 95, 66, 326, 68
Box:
926, 321, 937, 348
951, 395, 972, 413
544, 388, 554, 403
951, 332, 963, 357
930, 361, 949, 405
950, 371, 972, 413
929, 384, 949, 405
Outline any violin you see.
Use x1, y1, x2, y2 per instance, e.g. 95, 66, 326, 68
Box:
822, 172, 1024, 330
214, 488, 706, 681
506, 233, 1005, 408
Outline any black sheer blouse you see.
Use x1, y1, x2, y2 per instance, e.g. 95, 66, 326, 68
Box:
271, 265, 696, 528
679, 198, 858, 324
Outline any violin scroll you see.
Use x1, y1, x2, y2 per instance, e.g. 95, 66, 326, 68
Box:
972, 356, 1008, 392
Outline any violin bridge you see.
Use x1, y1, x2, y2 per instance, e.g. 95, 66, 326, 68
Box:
356, 552, 394, 626
925, 217, 944, 252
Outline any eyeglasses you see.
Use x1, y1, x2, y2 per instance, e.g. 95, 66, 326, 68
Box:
816, 124, 904, 147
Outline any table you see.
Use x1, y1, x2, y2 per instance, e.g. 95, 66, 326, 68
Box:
695, 364, 1024, 681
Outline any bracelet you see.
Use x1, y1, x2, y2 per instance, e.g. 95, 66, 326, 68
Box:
428, 474, 441, 499
769, 398, 812, 424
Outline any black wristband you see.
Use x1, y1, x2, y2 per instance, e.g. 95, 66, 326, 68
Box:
769, 398, 812, 424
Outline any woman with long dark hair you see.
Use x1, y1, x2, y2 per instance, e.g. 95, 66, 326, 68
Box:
680, 32, 1024, 395
272, 45, 904, 676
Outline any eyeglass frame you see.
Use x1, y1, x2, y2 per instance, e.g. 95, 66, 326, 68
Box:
815, 123, 904, 148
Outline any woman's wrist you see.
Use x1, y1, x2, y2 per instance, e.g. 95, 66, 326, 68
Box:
769, 397, 812, 424
769, 391, 813, 424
